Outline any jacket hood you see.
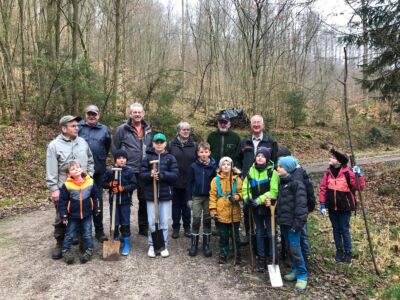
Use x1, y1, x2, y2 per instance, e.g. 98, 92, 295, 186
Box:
65, 174, 92, 186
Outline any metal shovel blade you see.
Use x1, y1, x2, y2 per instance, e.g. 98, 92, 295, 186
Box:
267, 264, 283, 287
151, 223, 165, 252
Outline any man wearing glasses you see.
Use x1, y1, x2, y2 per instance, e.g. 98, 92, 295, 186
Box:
46, 115, 94, 259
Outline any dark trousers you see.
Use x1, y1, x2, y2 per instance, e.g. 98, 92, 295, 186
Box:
172, 188, 191, 230
54, 202, 66, 243
63, 216, 93, 251
136, 173, 148, 233
92, 173, 104, 233
329, 210, 352, 252
111, 204, 131, 237
243, 204, 250, 234
253, 212, 274, 258
219, 222, 241, 258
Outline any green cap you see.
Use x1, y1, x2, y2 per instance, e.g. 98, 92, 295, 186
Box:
152, 133, 167, 142
59, 115, 82, 126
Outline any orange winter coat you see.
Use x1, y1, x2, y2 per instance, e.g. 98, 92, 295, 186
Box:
209, 172, 242, 223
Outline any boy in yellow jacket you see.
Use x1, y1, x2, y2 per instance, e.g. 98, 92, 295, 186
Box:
209, 157, 242, 264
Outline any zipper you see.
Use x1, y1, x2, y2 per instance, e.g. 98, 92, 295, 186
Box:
79, 188, 83, 219
334, 178, 337, 211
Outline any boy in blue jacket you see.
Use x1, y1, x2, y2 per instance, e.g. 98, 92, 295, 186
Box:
59, 161, 100, 264
186, 142, 217, 257
103, 149, 137, 255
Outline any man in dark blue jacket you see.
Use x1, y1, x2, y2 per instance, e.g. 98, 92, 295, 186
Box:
79, 104, 111, 242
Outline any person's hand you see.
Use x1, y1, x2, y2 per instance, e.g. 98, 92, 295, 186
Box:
51, 189, 60, 203
265, 198, 271, 207
109, 180, 118, 188
353, 165, 362, 176
229, 195, 237, 203
118, 186, 124, 192
211, 214, 218, 222
252, 198, 259, 207
187, 200, 193, 209
151, 169, 159, 180
320, 204, 328, 217
95, 208, 101, 217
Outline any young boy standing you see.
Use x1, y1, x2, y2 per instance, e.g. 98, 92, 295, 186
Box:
209, 157, 243, 264
59, 161, 100, 264
186, 142, 217, 257
242, 147, 279, 272
103, 149, 137, 256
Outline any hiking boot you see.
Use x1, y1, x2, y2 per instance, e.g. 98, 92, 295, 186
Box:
80, 249, 93, 264
121, 237, 130, 256
148, 246, 156, 258
257, 257, 266, 272
51, 240, 63, 260
218, 255, 227, 264
95, 230, 108, 243
343, 251, 352, 264
202, 233, 212, 257
188, 234, 199, 257
335, 249, 344, 263
62, 250, 74, 265
184, 228, 191, 238
172, 228, 180, 239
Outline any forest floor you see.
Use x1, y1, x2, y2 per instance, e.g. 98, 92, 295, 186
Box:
0, 123, 400, 299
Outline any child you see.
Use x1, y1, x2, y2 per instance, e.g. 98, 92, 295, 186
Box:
209, 156, 243, 264
140, 133, 179, 258
103, 149, 137, 256
59, 161, 100, 264
186, 142, 217, 257
242, 147, 279, 272
276, 156, 308, 291
319, 149, 365, 264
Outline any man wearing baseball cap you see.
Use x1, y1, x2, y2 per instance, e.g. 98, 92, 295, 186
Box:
78, 105, 111, 242
46, 115, 94, 259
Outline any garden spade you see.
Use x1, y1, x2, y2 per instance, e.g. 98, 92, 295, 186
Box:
103, 167, 122, 261
267, 198, 283, 287
150, 160, 165, 252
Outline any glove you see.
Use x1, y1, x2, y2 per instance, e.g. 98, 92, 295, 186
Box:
109, 180, 118, 188
244, 198, 252, 206
229, 195, 237, 203
353, 165, 362, 176
252, 198, 259, 207
211, 215, 218, 222
320, 204, 328, 217
187, 200, 193, 209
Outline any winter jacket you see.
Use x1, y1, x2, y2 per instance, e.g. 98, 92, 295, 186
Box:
186, 158, 217, 200
207, 130, 241, 164
319, 166, 365, 211
59, 175, 99, 220
291, 166, 316, 213
78, 120, 111, 176
46, 134, 94, 192
242, 162, 279, 215
209, 173, 243, 224
276, 175, 308, 231
140, 148, 179, 202
168, 136, 197, 188
112, 119, 152, 172
103, 166, 137, 206
236, 134, 278, 177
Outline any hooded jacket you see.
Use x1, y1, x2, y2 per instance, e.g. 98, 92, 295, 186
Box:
186, 158, 217, 199
103, 166, 137, 205
140, 148, 179, 202
46, 134, 94, 192
112, 119, 152, 172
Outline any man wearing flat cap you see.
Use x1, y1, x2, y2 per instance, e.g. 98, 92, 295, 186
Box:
46, 115, 94, 259
78, 105, 111, 242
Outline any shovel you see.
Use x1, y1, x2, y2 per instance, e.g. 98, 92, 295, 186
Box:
267, 198, 283, 287
103, 167, 122, 261
150, 160, 165, 253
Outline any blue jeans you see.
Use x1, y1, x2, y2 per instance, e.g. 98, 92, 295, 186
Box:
253, 212, 273, 258
172, 188, 191, 230
300, 223, 311, 257
281, 225, 307, 280
63, 216, 93, 251
147, 200, 171, 248
329, 210, 352, 252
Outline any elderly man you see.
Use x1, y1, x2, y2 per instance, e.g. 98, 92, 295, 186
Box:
78, 105, 111, 242
113, 103, 152, 236
236, 115, 278, 243
46, 115, 94, 259
207, 114, 241, 164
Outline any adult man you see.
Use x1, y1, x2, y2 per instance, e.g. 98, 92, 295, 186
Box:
78, 105, 111, 242
236, 115, 278, 243
113, 103, 152, 236
207, 114, 241, 164
46, 115, 94, 259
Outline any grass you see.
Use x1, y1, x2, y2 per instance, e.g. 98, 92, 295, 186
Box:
0, 198, 17, 208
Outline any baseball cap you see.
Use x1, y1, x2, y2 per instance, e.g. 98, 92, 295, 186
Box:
85, 105, 99, 114
152, 133, 167, 142
59, 115, 82, 126
217, 114, 230, 122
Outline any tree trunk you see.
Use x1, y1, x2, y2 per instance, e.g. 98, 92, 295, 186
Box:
71, 0, 79, 114
18, 0, 27, 120
112, 0, 121, 112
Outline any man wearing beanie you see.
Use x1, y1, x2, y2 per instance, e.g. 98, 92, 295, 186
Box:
276, 155, 308, 291
102, 149, 137, 256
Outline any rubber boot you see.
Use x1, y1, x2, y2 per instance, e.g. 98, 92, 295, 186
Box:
188, 234, 199, 256
121, 237, 130, 256
51, 239, 63, 260
203, 233, 212, 257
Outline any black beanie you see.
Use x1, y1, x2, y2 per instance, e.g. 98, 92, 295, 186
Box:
277, 147, 292, 158
330, 148, 349, 165
256, 147, 271, 162
114, 149, 128, 161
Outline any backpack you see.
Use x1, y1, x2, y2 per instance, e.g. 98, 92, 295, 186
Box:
215, 176, 238, 199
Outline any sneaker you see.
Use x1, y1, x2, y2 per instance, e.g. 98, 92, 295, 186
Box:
161, 249, 170, 258
335, 249, 344, 263
343, 251, 352, 264
147, 246, 156, 258
284, 272, 297, 282
172, 228, 179, 239
80, 249, 93, 264
294, 279, 307, 291
184, 228, 191, 238
218, 255, 227, 264
62, 250, 74, 265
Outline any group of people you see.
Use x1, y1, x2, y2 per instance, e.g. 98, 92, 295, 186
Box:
45, 102, 365, 291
